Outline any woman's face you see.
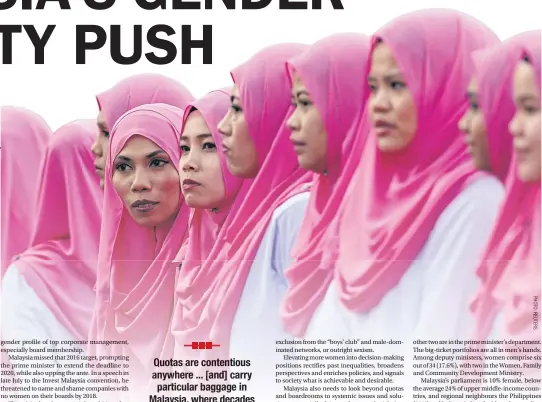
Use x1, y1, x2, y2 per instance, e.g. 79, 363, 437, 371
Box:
368, 42, 418, 153
179, 110, 226, 209
458, 78, 491, 171
91, 110, 109, 189
112, 135, 181, 227
287, 72, 327, 173
509, 60, 541, 183
217, 85, 259, 178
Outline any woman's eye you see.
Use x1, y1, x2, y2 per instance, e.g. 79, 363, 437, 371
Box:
180, 145, 190, 153
525, 106, 539, 114
150, 159, 168, 168
115, 163, 129, 172
203, 142, 217, 150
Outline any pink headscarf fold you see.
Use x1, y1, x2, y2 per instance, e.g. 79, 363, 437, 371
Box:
333, 9, 500, 313
89, 104, 189, 382
174, 89, 242, 271
1, 107, 51, 277
96, 73, 194, 129
172, 43, 312, 360
13, 120, 103, 342
472, 30, 541, 343
280, 33, 372, 337
224, 44, 312, 249
1, 107, 50, 382
472, 42, 516, 182
164, 89, 243, 357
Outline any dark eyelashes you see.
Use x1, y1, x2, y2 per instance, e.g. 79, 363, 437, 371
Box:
180, 143, 217, 153
114, 159, 168, 171
291, 100, 312, 108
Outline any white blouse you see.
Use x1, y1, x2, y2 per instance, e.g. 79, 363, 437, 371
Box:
229, 191, 310, 398
305, 175, 505, 342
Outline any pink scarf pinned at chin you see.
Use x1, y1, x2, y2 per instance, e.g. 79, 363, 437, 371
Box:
472, 31, 541, 345
176, 88, 242, 266
333, 9, 501, 313
89, 104, 189, 383
280, 33, 372, 338
172, 43, 312, 361
96, 73, 195, 129
1, 106, 51, 277
172, 90, 242, 261
14, 120, 103, 342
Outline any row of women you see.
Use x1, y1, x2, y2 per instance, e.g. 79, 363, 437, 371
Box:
1, 7, 541, 401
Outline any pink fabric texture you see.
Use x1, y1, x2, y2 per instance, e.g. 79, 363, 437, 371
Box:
175, 88, 242, 266
1, 107, 51, 277
472, 41, 516, 182
280, 33, 372, 337
96, 73, 194, 129
172, 89, 242, 264
472, 30, 541, 343
172, 43, 312, 361
13, 120, 103, 342
166, 88, 244, 357
89, 104, 189, 383
332, 9, 500, 313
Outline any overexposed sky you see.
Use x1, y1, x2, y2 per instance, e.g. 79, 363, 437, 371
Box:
0, 0, 540, 130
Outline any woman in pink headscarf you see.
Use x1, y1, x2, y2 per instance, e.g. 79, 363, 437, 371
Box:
458, 40, 515, 183
89, 104, 189, 393
172, 43, 311, 396
178, 89, 242, 236
305, 9, 504, 343
173, 88, 243, 301
471, 32, 541, 377
1, 107, 50, 382
166, 88, 243, 363
1, 107, 51, 278
281, 33, 371, 338
2, 120, 102, 371
468, 31, 540, 338
91, 73, 194, 188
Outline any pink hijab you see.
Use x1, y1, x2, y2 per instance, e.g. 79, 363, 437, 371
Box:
89, 104, 189, 381
174, 89, 243, 273
166, 89, 243, 357
96, 73, 194, 129
333, 9, 500, 313
472, 41, 517, 182
1, 107, 51, 277
13, 120, 102, 342
472, 31, 541, 343
280, 33, 372, 337
172, 43, 311, 360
